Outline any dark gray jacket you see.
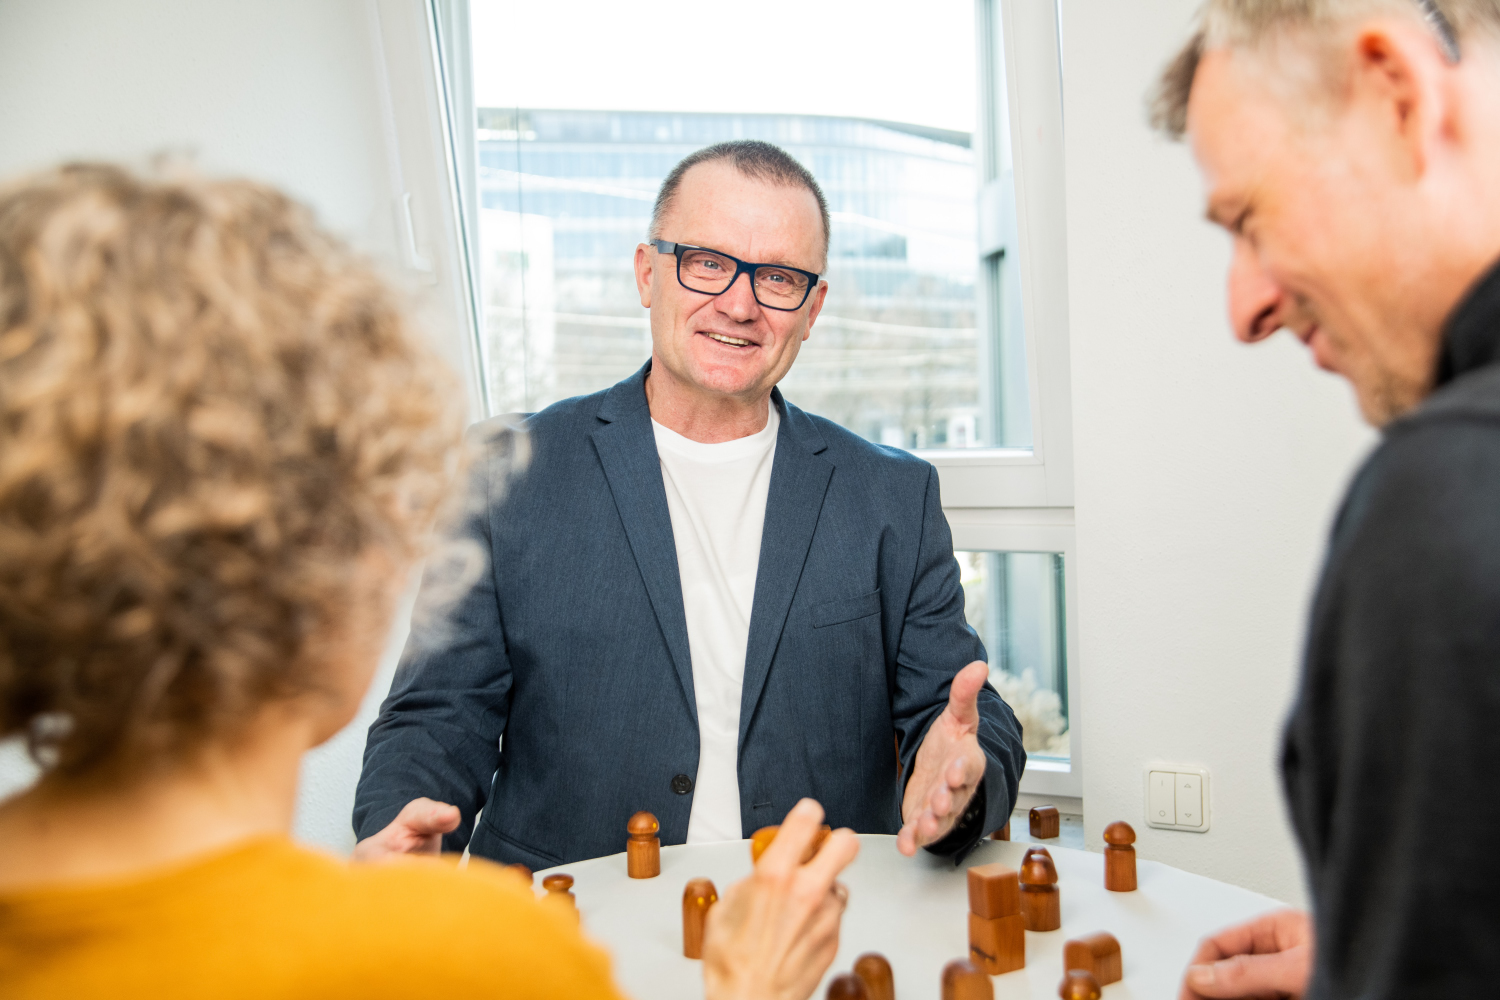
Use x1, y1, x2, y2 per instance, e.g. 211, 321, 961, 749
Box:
1285, 259, 1500, 998
353, 363, 1025, 868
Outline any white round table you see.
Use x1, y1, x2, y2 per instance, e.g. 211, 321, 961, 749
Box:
536, 834, 1282, 999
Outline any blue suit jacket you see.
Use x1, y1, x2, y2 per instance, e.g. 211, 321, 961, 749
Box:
354, 364, 1025, 867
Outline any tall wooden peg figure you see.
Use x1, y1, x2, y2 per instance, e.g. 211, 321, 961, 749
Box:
854, 952, 894, 1000
1030, 804, 1060, 839
541, 873, 577, 921
1058, 970, 1102, 1000
941, 958, 994, 1000
627, 811, 661, 878
1019, 849, 1061, 931
826, 973, 869, 999
1103, 821, 1137, 892
681, 878, 718, 959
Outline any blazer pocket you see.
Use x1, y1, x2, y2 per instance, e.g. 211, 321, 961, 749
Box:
811, 589, 882, 628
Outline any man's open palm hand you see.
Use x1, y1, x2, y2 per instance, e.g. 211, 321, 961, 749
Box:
351, 797, 461, 862
897, 660, 989, 856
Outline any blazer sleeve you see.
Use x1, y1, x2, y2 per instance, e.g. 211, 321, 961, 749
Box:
352, 424, 519, 852
891, 465, 1027, 853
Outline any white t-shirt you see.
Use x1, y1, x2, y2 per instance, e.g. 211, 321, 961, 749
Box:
652, 405, 780, 844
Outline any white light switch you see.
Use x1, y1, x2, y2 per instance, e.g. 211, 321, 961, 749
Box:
1144, 764, 1210, 833
1175, 773, 1203, 827
1148, 771, 1175, 825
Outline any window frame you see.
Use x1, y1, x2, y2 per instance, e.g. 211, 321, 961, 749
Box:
419, 0, 1081, 799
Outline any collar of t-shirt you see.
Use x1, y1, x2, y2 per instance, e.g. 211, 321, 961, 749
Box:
650, 403, 780, 462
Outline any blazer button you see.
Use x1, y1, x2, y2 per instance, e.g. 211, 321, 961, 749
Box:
671, 774, 694, 795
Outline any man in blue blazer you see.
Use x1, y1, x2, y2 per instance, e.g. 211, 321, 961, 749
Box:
352, 140, 1026, 868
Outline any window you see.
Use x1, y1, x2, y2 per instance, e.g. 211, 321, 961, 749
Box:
431, 0, 1078, 795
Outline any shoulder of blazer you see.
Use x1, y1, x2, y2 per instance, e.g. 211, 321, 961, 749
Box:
783, 397, 935, 492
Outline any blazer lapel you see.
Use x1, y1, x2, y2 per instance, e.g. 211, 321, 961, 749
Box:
591, 364, 697, 721
739, 391, 833, 746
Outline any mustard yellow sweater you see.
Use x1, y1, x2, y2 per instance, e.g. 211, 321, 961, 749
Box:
0, 836, 627, 999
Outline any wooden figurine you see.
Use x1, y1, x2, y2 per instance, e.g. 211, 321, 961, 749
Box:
1058, 970, 1102, 1000
990, 820, 1011, 841
826, 973, 869, 1000
1103, 821, 1137, 892
627, 810, 661, 878
1019, 849, 1061, 931
1022, 845, 1054, 864
966, 862, 1024, 975
541, 873, 577, 920
505, 862, 533, 885
1030, 804, 1061, 839
853, 952, 895, 1000
1063, 932, 1122, 986
749, 823, 831, 864
682, 877, 718, 959
941, 958, 995, 1000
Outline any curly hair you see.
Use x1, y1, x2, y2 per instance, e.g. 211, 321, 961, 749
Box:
0, 164, 466, 780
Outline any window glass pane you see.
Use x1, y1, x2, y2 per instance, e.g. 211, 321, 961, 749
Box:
957, 550, 1069, 761
468, 0, 1031, 449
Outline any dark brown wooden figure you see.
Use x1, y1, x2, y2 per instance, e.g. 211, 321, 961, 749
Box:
941, 958, 995, 1000
541, 873, 577, 920
966, 863, 1024, 975
990, 820, 1011, 841
1030, 804, 1061, 839
627, 811, 661, 879
1058, 970, 1102, 1000
749, 823, 832, 864
1063, 932, 1122, 986
681, 878, 718, 959
853, 952, 895, 1000
826, 973, 869, 1000
1103, 821, 1138, 892
505, 862, 533, 885
1019, 850, 1061, 932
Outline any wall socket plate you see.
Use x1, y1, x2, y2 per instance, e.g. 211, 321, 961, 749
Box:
1145, 765, 1211, 833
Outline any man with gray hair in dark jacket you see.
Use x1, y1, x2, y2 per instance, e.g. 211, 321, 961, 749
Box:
1152, 1, 1500, 997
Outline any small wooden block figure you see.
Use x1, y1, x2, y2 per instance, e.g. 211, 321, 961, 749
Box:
853, 952, 895, 1000
1063, 932, 1122, 986
1058, 970, 1102, 1000
505, 862, 533, 885
749, 823, 832, 864
681, 878, 718, 959
990, 820, 1011, 841
1103, 821, 1138, 892
941, 958, 995, 1000
966, 862, 1024, 975
541, 873, 577, 920
1019, 849, 1061, 932
826, 973, 869, 1000
627, 810, 661, 879
1030, 804, 1061, 839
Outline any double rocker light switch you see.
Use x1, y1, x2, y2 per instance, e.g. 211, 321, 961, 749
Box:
1145, 765, 1210, 833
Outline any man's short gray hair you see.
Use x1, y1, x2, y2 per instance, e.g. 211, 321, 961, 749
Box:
1148, 0, 1500, 139
648, 140, 831, 269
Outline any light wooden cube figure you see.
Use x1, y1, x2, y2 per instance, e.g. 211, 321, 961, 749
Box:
967, 862, 1025, 974
1063, 932, 1122, 986
1030, 804, 1061, 839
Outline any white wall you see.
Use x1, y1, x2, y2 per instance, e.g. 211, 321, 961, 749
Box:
1062, 0, 1375, 904
0, 0, 476, 855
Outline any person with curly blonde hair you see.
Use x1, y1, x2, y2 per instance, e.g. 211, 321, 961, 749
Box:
0, 163, 857, 1000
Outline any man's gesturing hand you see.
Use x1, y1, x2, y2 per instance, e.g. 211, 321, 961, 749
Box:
1179, 908, 1313, 1000
351, 797, 461, 862
702, 798, 860, 1000
897, 660, 989, 857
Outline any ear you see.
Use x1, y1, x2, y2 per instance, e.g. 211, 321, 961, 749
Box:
1348, 18, 1455, 180
634, 243, 654, 308
803, 280, 829, 339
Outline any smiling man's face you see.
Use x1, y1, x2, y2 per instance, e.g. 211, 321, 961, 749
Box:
635, 159, 828, 405
1188, 41, 1448, 425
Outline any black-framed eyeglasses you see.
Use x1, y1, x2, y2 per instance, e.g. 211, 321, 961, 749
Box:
652, 240, 822, 312
1413, 0, 1460, 63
